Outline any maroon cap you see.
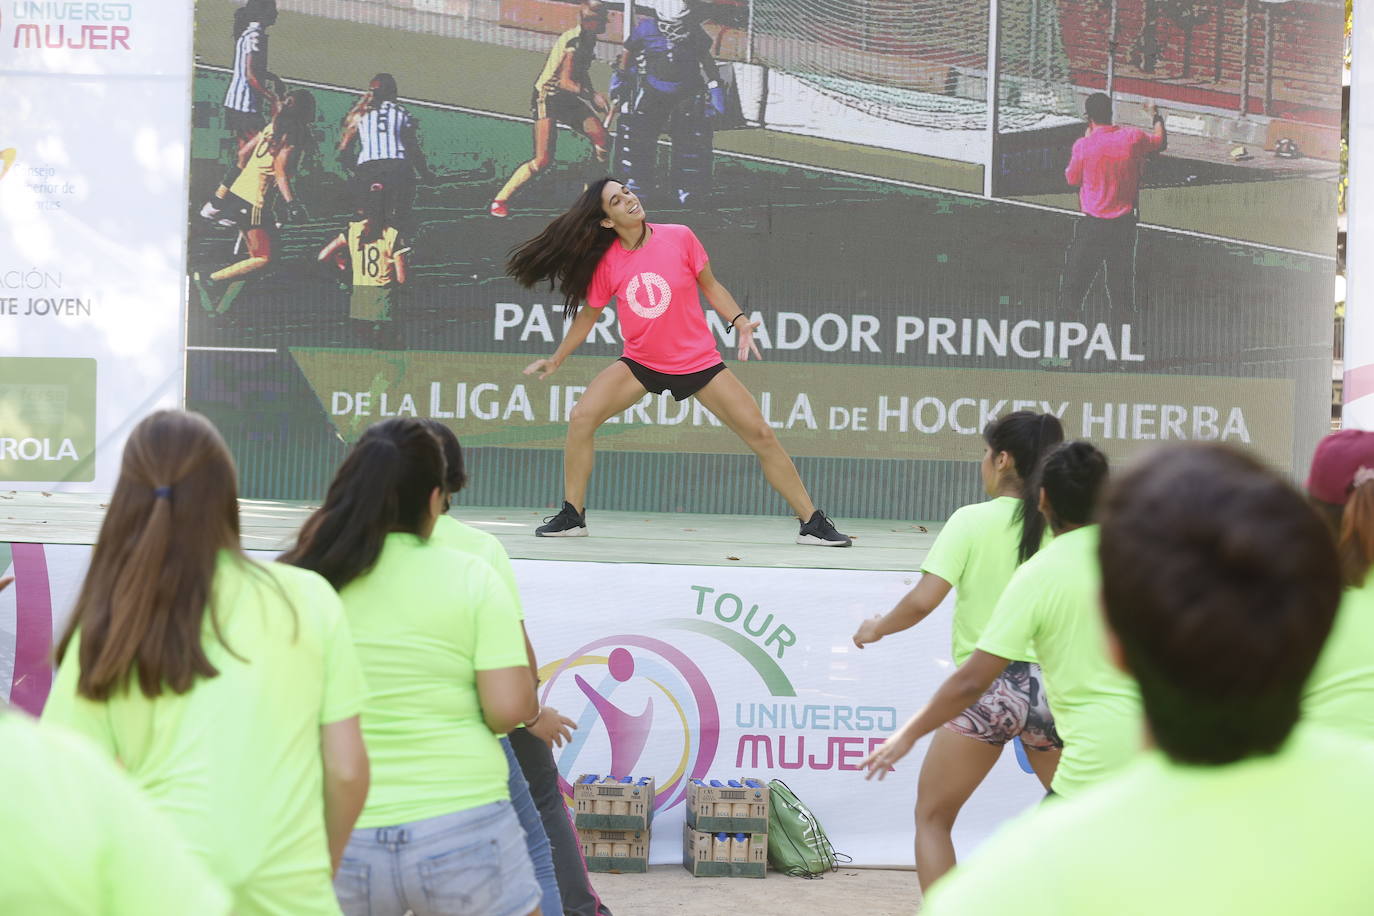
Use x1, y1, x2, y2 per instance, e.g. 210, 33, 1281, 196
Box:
1307, 429, 1374, 505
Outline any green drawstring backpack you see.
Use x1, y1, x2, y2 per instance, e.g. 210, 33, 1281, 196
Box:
765, 779, 849, 877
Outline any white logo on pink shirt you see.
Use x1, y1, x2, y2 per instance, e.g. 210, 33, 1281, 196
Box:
624, 272, 672, 320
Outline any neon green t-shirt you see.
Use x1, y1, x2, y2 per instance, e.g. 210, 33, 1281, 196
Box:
924, 726, 1374, 915
1, 713, 231, 915
921, 496, 1036, 665
341, 532, 529, 828
977, 525, 1143, 796
431, 514, 522, 615
42, 552, 365, 916
1303, 577, 1374, 742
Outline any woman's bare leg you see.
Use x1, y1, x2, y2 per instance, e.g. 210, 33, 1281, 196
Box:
496, 118, 557, 204
211, 227, 273, 282
693, 369, 816, 519
578, 115, 610, 162
563, 360, 648, 511
913, 728, 1003, 892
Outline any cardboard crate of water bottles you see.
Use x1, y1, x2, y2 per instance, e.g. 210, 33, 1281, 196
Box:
572, 774, 656, 831
682, 823, 768, 878
685, 776, 770, 834
578, 827, 650, 874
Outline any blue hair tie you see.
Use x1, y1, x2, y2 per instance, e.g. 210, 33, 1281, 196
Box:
153, 486, 172, 499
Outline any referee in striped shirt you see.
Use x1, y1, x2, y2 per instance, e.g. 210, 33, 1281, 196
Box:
223, 0, 278, 155
338, 74, 433, 234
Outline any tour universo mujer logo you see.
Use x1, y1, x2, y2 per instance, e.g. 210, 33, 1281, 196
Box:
0, 149, 17, 184
540, 611, 799, 812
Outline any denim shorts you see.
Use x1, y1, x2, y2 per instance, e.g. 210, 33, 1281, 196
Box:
334, 800, 541, 916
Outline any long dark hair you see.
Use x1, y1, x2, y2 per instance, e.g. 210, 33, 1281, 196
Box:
281, 418, 446, 590
354, 182, 390, 247
984, 411, 1065, 564
55, 411, 243, 700
269, 89, 316, 154
1037, 441, 1109, 530
506, 177, 620, 320
233, 0, 277, 39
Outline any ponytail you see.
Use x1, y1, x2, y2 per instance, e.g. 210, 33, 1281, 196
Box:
356, 183, 388, 248
55, 410, 242, 700
984, 411, 1066, 564
506, 177, 620, 320
281, 418, 446, 590
1338, 474, 1374, 587
1037, 440, 1109, 529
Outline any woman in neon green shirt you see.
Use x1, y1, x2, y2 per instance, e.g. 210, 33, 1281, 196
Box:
861, 442, 1143, 799
923, 445, 1371, 916
2, 712, 231, 916
41, 410, 371, 916
1303, 430, 1374, 741
851, 411, 1064, 891
283, 418, 544, 916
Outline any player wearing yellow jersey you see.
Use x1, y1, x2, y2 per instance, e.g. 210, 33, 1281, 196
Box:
194, 90, 316, 315
318, 183, 409, 349
491, 2, 610, 218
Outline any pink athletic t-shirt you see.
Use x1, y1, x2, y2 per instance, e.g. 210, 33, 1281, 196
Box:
1065, 125, 1163, 220
586, 223, 723, 374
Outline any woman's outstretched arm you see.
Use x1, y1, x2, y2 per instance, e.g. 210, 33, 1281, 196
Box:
523, 305, 601, 379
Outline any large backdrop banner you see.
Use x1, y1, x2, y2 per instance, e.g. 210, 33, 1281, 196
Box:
184, 0, 1344, 518
0, 1, 193, 490
0, 545, 1043, 866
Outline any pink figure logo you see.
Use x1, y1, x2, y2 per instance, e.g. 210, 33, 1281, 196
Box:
544, 634, 720, 811
574, 647, 654, 778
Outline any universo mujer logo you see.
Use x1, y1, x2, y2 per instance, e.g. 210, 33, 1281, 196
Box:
538, 583, 902, 811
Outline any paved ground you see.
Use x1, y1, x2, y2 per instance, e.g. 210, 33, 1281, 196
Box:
592, 866, 922, 915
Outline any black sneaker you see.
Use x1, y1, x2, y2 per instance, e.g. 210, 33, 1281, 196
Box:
536, 501, 588, 537
797, 510, 851, 547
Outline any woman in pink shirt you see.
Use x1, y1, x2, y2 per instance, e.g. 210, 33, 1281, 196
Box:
507, 178, 850, 546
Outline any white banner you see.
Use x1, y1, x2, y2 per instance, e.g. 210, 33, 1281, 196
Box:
0, 1, 193, 488
518, 560, 1043, 866
1, 546, 1044, 866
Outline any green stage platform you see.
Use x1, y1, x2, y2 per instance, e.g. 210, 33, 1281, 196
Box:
0, 492, 938, 572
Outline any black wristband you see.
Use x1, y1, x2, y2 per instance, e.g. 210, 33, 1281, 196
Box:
728, 312, 746, 330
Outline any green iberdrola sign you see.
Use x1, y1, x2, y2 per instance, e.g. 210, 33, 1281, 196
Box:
289, 348, 1296, 469
0, 357, 97, 482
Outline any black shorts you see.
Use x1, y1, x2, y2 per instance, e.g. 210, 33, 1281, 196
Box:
220, 190, 271, 230
224, 107, 265, 138
619, 357, 725, 401
532, 89, 599, 127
